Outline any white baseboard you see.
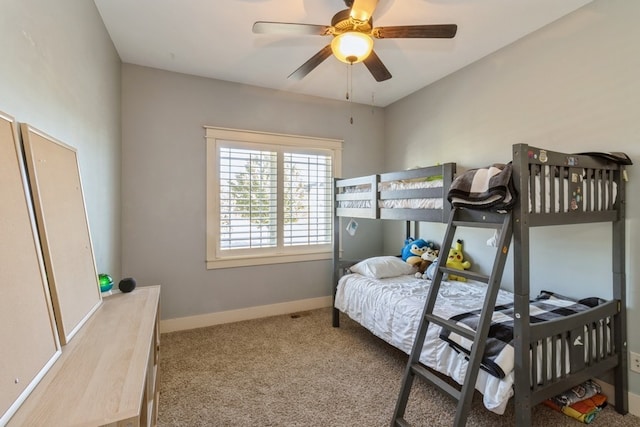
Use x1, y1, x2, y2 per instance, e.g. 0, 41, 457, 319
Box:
595, 380, 640, 417
160, 296, 333, 333
630, 388, 640, 417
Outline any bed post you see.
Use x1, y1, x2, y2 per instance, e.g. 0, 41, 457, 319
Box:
612, 165, 629, 413
332, 177, 341, 327
442, 163, 455, 222
512, 144, 533, 427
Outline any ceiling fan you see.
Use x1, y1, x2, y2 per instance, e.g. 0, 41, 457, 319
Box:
252, 0, 457, 82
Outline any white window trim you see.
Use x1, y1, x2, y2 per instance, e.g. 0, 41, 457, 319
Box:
205, 126, 342, 269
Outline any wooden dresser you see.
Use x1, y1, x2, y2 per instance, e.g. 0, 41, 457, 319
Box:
8, 286, 161, 427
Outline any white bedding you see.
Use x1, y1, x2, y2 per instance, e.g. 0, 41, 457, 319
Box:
338, 178, 444, 210
338, 198, 443, 209
531, 175, 617, 213
379, 198, 443, 210
338, 200, 372, 209
378, 178, 443, 192
335, 274, 516, 414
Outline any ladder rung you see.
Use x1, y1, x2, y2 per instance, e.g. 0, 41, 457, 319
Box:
411, 363, 461, 400
440, 267, 489, 283
394, 417, 411, 427
451, 209, 509, 225
452, 220, 504, 229
424, 314, 476, 341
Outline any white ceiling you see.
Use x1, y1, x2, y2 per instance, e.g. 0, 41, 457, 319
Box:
94, 0, 592, 107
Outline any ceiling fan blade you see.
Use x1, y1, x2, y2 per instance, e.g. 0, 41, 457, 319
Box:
253, 21, 331, 36
373, 24, 458, 39
349, 0, 379, 22
363, 50, 392, 82
288, 45, 333, 80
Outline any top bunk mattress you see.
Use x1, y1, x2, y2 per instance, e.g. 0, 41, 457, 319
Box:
337, 178, 445, 209
513, 144, 629, 225
446, 146, 628, 225
335, 163, 455, 221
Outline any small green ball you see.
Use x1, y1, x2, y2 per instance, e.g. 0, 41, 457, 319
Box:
98, 273, 113, 292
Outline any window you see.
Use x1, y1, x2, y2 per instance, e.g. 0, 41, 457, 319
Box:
206, 127, 342, 269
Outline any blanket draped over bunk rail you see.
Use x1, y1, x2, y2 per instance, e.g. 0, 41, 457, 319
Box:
438, 291, 604, 379
447, 163, 517, 211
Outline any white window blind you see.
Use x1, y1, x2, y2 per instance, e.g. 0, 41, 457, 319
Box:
219, 147, 278, 250
206, 127, 342, 269
282, 152, 333, 247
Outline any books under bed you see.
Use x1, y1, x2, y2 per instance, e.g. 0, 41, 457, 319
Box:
331, 144, 630, 426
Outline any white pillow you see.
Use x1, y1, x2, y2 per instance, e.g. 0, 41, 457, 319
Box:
350, 256, 416, 279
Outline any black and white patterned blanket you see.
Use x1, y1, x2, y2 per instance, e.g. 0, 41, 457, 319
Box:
438, 291, 603, 379
447, 163, 517, 211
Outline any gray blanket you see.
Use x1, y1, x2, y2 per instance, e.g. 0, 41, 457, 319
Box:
447, 163, 517, 211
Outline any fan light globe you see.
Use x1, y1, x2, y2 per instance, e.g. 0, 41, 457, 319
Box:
331, 31, 373, 64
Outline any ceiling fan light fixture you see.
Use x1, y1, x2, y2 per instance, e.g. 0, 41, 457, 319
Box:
331, 31, 373, 64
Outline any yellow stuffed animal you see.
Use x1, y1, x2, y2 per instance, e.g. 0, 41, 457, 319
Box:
446, 239, 471, 281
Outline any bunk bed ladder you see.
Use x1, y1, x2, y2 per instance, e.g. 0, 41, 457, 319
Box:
392, 207, 513, 427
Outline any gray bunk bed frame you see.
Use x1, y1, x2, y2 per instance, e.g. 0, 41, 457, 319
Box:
332, 162, 456, 327
332, 143, 630, 426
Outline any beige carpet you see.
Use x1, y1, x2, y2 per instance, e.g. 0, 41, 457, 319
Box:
158, 308, 639, 426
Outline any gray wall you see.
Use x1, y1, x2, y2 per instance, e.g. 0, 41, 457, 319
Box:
383, 0, 640, 394
0, 0, 121, 278
120, 64, 385, 320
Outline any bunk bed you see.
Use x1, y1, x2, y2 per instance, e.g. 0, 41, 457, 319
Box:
332, 144, 629, 426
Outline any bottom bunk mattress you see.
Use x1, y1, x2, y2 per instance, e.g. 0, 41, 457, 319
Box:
335, 271, 612, 415
335, 273, 516, 414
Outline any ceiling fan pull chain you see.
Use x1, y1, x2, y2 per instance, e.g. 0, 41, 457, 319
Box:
349, 63, 354, 124
345, 63, 350, 101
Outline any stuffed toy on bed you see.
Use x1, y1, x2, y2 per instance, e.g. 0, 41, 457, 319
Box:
415, 247, 439, 279
401, 237, 438, 267
424, 258, 438, 280
446, 239, 471, 281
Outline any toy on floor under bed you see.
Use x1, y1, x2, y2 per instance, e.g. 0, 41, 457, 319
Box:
421, 239, 471, 281
543, 379, 607, 424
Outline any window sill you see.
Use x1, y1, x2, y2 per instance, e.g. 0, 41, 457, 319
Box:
206, 252, 333, 269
